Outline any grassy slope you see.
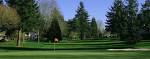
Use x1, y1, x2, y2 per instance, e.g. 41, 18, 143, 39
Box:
0, 40, 150, 59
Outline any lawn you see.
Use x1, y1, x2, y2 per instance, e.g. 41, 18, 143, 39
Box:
0, 51, 150, 59
0, 39, 150, 59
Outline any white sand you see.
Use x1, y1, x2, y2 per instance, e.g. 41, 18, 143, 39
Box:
107, 48, 150, 51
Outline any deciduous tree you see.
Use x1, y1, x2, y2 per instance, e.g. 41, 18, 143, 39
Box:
0, 5, 20, 41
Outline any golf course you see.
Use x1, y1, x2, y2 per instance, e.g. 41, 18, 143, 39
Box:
0, 39, 150, 59
0, 0, 150, 59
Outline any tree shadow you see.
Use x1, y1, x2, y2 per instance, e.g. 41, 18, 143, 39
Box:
0, 46, 131, 51
44, 42, 124, 45
0, 42, 133, 51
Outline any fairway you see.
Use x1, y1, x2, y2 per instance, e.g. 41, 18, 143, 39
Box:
0, 0, 149, 59
0, 50, 150, 59
0, 40, 150, 59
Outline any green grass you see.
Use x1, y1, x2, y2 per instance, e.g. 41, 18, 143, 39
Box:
0, 40, 130, 50
0, 39, 150, 59
0, 51, 150, 59
135, 42, 150, 48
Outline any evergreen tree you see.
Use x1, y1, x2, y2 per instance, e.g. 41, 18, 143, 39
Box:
105, 0, 127, 38
45, 7, 63, 42
47, 19, 62, 42
0, 0, 2, 4
91, 17, 98, 38
8, 0, 42, 32
125, 0, 139, 44
38, 0, 67, 38
67, 18, 80, 39
8, 0, 42, 46
139, 0, 150, 40
67, 19, 77, 32
74, 1, 89, 40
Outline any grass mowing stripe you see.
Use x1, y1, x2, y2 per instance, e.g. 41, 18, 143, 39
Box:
0, 51, 144, 56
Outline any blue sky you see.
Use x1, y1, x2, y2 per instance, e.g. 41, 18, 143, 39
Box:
57, 0, 145, 24
3, 0, 145, 27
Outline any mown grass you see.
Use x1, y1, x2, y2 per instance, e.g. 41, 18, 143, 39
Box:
0, 39, 150, 59
0, 51, 150, 59
0, 40, 130, 50
135, 42, 150, 48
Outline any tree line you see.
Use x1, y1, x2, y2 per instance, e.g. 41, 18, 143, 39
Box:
67, 2, 99, 40
1, 0, 148, 46
105, 0, 150, 45
0, 0, 100, 47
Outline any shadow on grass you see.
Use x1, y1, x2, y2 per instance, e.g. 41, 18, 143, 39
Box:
44, 42, 124, 45
0, 45, 133, 51
62, 40, 119, 43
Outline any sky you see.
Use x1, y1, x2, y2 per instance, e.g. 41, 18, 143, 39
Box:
56, 0, 145, 25
3, 0, 145, 28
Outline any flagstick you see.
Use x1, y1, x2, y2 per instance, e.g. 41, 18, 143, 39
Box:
54, 42, 55, 53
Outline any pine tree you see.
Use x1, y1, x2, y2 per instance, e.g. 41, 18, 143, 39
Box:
74, 1, 89, 40
47, 19, 62, 42
8, 0, 42, 32
67, 18, 80, 39
38, 0, 67, 38
91, 17, 98, 38
30, 0, 43, 31
139, 0, 150, 40
105, 0, 127, 38
0, 0, 2, 4
8, 0, 42, 46
125, 0, 139, 44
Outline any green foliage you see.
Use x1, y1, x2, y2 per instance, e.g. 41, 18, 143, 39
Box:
105, 0, 140, 45
7, 0, 43, 46
0, 0, 2, 4
139, 0, 150, 40
105, 0, 128, 41
74, 1, 89, 40
125, 0, 140, 45
67, 19, 80, 39
0, 5, 20, 29
105, 0, 127, 34
0, 5, 20, 38
8, 0, 42, 32
91, 17, 98, 38
46, 19, 62, 42
38, 0, 67, 38
42, 3, 66, 42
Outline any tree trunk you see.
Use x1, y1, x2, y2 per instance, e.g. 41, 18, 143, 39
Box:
22, 32, 25, 46
37, 29, 40, 44
80, 31, 83, 40
16, 29, 21, 47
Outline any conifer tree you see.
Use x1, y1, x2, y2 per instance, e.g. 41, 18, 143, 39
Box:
105, 0, 127, 38
139, 0, 150, 40
0, 0, 2, 4
74, 1, 89, 40
125, 0, 139, 44
47, 18, 62, 42
38, 0, 67, 38
91, 17, 98, 38
8, 0, 42, 46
